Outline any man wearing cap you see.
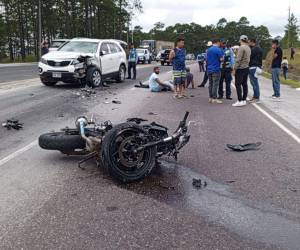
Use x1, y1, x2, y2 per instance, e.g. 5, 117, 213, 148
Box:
206, 39, 224, 104
198, 41, 212, 87
232, 35, 251, 107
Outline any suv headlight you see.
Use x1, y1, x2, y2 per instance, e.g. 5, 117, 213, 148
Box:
74, 62, 84, 69
40, 58, 48, 65
71, 59, 80, 65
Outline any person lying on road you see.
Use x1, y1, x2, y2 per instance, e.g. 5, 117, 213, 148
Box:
149, 66, 175, 92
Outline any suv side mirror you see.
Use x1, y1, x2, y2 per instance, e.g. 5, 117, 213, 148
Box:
100, 51, 107, 56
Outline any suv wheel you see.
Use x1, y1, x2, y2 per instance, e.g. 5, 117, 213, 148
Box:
87, 67, 102, 88
41, 78, 57, 86
116, 65, 126, 83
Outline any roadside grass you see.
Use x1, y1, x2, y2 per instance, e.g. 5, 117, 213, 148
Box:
262, 72, 300, 88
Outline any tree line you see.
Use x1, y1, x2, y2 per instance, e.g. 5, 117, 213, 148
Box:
0, 1, 298, 62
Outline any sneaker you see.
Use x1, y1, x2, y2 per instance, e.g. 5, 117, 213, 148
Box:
208, 98, 213, 103
232, 101, 246, 107
212, 99, 223, 104
198, 84, 205, 88
226, 97, 233, 100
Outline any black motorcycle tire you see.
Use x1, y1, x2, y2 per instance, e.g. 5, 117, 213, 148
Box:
101, 123, 156, 183
39, 132, 86, 151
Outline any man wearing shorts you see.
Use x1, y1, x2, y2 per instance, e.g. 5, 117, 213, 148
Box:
169, 38, 186, 98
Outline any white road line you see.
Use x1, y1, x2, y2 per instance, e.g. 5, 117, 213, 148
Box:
252, 103, 300, 144
0, 140, 38, 167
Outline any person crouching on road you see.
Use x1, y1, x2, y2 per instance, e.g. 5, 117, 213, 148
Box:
207, 39, 224, 104
149, 66, 175, 92
248, 38, 263, 103
218, 40, 234, 100
127, 43, 137, 80
185, 67, 195, 89
282, 57, 289, 80
232, 35, 251, 107
169, 38, 186, 99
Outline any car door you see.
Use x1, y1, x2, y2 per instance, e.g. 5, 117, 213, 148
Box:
99, 42, 113, 75
108, 43, 120, 73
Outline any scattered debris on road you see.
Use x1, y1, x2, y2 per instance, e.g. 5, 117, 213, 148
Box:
158, 181, 175, 190
80, 88, 96, 97
226, 180, 236, 184
192, 178, 207, 189
289, 187, 298, 193
2, 119, 23, 130
226, 142, 262, 152
112, 100, 122, 104
148, 112, 158, 116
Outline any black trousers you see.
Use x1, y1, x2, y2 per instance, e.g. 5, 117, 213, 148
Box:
218, 68, 232, 98
201, 65, 208, 85
198, 62, 205, 72
235, 68, 249, 101
128, 62, 136, 79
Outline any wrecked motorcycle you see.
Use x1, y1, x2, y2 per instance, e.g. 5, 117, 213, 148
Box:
39, 112, 191, 183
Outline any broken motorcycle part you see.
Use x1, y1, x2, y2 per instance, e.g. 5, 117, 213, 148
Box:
39, 112, 191, 183
2, 119, 23, 130
192, 178, 207, 189
226, 142, 262, 152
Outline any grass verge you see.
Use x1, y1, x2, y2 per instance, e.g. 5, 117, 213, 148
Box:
262, 72, 300, 89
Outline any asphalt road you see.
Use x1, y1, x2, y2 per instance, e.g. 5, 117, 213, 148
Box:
0, 63, 299, 249
0, 63, 38, 83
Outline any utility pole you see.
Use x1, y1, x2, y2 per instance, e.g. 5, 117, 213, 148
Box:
38, 0, 42, 60
288, 6, 291, 48
131, 21, 134, 44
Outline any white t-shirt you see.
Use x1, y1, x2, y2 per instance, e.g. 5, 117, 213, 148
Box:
149, 73, 159, 89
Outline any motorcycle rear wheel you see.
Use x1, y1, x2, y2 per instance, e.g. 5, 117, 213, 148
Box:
101, 123, 156, 183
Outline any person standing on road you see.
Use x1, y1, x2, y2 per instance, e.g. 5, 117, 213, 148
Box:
196, 53, 205, 72
41, 41, 49, 56
206, 39, 224, 104
232, 35, 251, 107
127, 44, 137, 80
271, 39, 283, 99
169, 38, 187, 99
218, 40, 234, 100
281, 57, 289, 80
198, 41, 212, 87
248, 38, 263, 103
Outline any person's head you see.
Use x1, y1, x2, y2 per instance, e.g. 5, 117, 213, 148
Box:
130, 43, 135, 49
226, 42, 232, 48
42, 42, 49, 48
175, 38, 185, 48
220, 39, 227, 48
153, 66, 160, 74
272, 39, 279, 49
283, 56, 287, 60
249, 38, 256, 47
207, 41, 213, 47
239, 35, 248, 44
186, 67, 190, 73
212, 39, 220, 47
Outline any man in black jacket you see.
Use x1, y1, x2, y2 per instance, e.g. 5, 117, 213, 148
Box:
248, 38, 263, 102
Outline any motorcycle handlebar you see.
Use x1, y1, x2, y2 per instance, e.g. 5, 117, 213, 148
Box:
182, 112, 189, 124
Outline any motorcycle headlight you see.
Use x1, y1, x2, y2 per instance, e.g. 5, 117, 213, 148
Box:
40, 58, 48, 65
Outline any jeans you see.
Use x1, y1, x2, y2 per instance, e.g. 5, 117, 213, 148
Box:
235, 68, 249, 101
283, 67, 288, 80
218, 68, 232, 98
249, 67, 260, 99
128, 62, 136, 79
208, 72, 221, 99
272, 68, 281, 97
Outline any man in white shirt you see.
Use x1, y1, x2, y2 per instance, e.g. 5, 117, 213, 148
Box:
149, 67, 174, 92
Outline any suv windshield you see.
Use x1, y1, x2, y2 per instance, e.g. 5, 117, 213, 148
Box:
137, 49, 145, 54
50, 41, 66, 48
59, 41, 99, 53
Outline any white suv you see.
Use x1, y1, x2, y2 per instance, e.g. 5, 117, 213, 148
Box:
38, 38, 127, 87
136, 48, 151, 64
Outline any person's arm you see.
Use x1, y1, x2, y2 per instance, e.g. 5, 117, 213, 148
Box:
156, 77, 166, 86
169, 49, 175, 62
234, 46, 243, 70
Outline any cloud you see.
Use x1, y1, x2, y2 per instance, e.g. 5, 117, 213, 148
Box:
133, 0, 300, 36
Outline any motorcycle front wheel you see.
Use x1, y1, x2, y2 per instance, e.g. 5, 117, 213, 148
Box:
101, 123, 156, 183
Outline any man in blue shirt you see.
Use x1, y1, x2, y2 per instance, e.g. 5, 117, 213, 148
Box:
127, 43, 138, 80
207, 39, 224, 104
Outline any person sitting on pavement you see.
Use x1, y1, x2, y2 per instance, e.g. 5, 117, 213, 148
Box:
148, 66, 175, 92
248, 38, 263, 103
218, 39, 234, 100
185, 67, 195, 89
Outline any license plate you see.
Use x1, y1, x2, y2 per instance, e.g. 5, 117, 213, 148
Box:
52, 72, 62, 78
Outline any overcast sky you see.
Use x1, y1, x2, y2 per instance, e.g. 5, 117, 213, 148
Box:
132, 0, 300, 37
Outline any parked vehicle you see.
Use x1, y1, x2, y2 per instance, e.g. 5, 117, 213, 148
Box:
140, 40, 174, 57
49, 39, 70, 52
38, 38, 127, 87
136, 48, 151, 64
39, 112, 191, 183
160, 49, 172, 66
186, 53, 195, 60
